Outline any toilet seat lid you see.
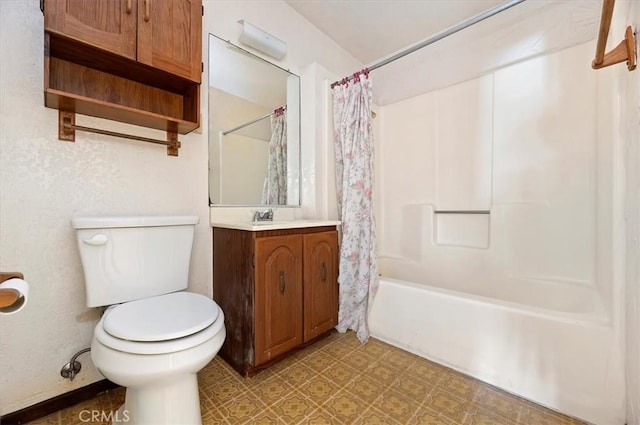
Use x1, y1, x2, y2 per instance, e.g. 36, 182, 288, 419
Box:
103, 292, 219, 342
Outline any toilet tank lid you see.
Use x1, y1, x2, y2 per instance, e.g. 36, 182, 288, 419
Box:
71, 215, 199, 229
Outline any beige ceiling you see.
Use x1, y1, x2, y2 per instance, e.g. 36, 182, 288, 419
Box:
285, 0, 512, 64
285, 0, 601, 105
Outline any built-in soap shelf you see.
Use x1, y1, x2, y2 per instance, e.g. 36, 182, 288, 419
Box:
434, 210, 490, 249
434, 210, 490, 214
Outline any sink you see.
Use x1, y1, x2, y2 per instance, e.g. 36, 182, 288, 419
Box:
210, 219, 341, 231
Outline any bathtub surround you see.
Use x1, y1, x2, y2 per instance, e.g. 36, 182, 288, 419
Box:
372, 40, 627, 424
613, 1, 640, 422
0, 0, 361, 416
332, 74, 378, 343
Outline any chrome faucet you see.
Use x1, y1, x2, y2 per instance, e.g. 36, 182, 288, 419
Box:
252, 208, 274, 222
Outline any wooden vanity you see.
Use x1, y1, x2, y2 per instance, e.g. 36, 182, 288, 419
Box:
212, 221, 340, 376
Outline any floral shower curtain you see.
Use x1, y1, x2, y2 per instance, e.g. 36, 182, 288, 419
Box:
262, 108, 287, 205
332, 73, 378, 343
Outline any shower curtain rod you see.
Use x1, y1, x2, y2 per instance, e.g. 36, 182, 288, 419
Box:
222, 106, 286, 136
331, 0, 527, 88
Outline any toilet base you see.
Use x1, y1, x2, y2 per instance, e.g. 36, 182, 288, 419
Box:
91, 314, 226, 425
116, 374, 202, 425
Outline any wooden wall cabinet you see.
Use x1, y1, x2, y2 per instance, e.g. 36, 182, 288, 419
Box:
45, 0, 137, 61
213, 226, 339, 376
43, 0, 202, 145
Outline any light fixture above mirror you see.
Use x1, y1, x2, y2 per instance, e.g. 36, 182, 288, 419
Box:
237, 20, 287, 60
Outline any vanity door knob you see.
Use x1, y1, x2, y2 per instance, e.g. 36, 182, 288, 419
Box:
321, 262, 327, 281
279, 272, 285, 293
83, 234, 109, 246
144, 0, 151, 21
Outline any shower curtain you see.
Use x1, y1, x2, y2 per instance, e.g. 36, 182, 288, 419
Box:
332, 73, 378, 343
262, 109, 287, 204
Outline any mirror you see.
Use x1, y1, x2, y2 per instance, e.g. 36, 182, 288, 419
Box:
208, 34, 301, 206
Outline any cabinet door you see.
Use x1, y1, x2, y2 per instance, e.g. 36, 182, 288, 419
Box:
254, 235, 303, 365
303, 231, 339, 342
45, 0, 137, 60
137, 0, 202, 82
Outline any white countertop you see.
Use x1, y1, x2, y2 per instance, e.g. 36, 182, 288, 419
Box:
211, 219, 341, 232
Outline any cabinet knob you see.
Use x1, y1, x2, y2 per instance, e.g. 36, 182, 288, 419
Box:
144, 0, 151, 22
126, 0, 132, 14
279, 272, 285, 293
321, 262, 327, 281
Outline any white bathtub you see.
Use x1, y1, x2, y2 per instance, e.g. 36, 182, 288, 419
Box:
368, 275, 626, 425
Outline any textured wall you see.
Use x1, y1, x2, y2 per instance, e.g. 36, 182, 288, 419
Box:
0, 0, 361, 415
0, 1, 211, 414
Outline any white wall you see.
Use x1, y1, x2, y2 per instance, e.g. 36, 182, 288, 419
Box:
0, 0, 361, 415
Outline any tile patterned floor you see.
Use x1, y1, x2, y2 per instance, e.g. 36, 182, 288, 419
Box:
29, 331, 586, 424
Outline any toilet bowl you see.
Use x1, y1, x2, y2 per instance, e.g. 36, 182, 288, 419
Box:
91, 292, 225, 424
71, 216, 226, 425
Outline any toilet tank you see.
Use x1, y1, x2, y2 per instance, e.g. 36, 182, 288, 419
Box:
71, 216, 199, 307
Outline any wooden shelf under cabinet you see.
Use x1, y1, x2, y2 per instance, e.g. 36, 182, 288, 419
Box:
44, 34, 200, 134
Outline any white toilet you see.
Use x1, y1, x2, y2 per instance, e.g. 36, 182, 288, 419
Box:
71, 215, 226, 425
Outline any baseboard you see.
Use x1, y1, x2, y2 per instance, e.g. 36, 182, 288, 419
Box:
0, 380, 119, 424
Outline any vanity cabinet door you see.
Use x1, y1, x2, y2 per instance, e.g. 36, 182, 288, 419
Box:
45, 0, 137, 60
254, 235, 303, 365
137, 0, 202, 82
303, 231, 339, 342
